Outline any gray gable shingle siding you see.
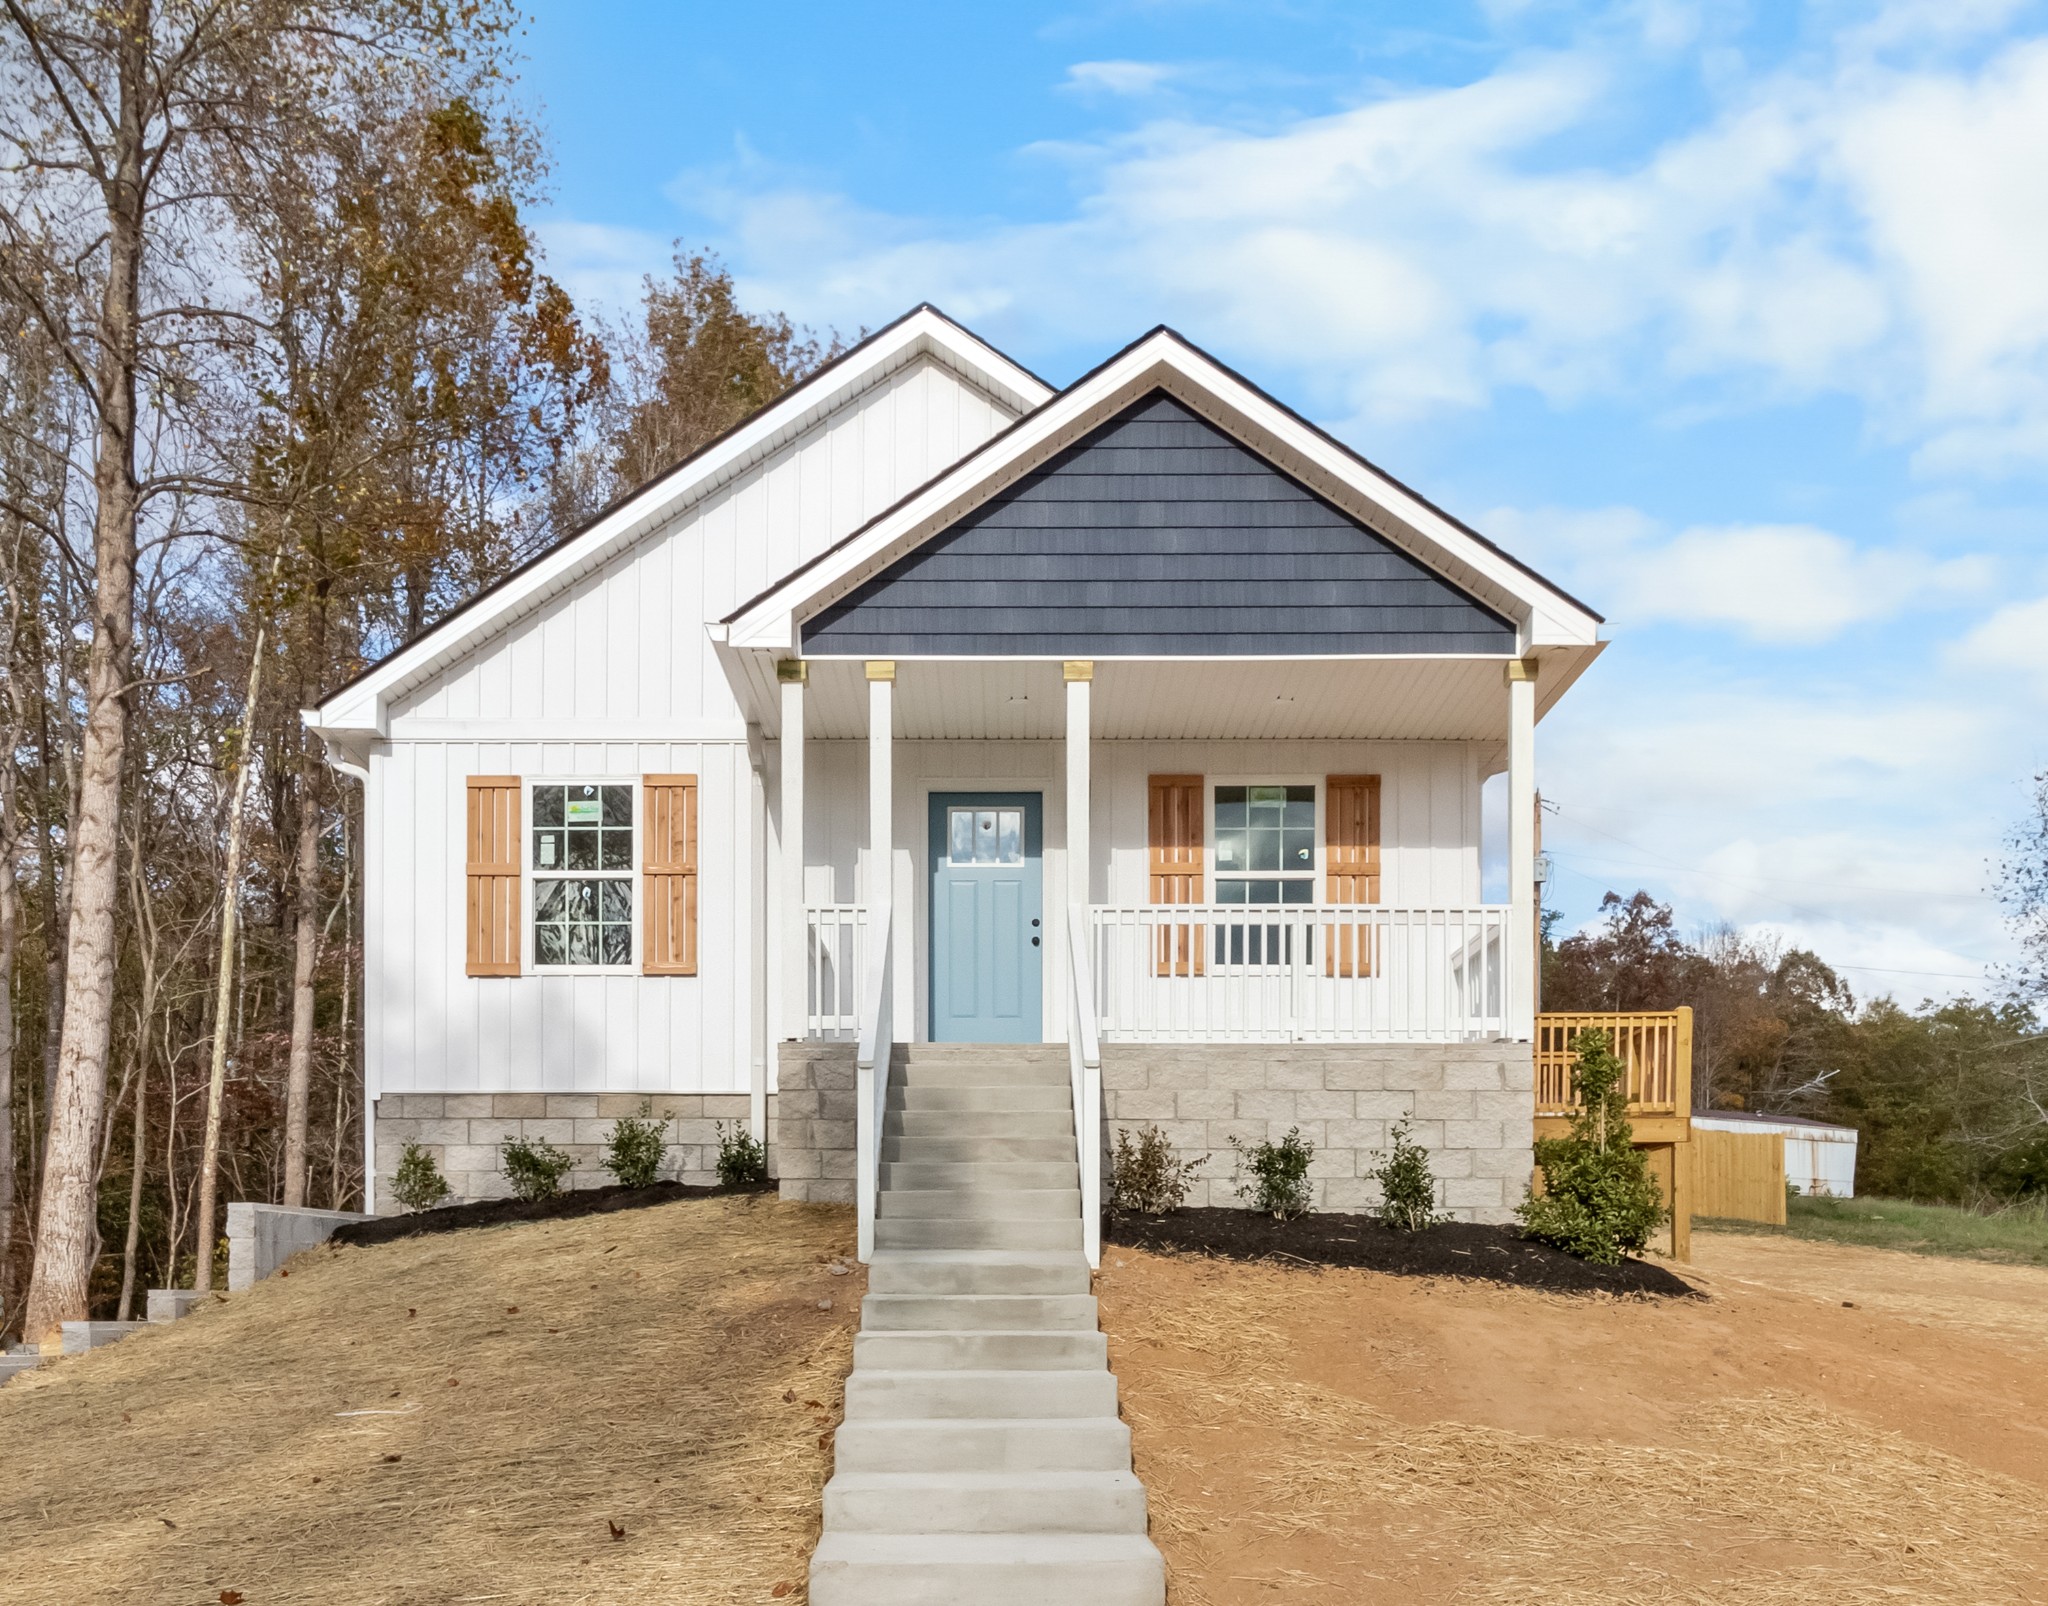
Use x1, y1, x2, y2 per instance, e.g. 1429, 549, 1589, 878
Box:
799, 392, 1516, 656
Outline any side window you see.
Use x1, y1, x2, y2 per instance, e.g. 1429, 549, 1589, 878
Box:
531, 782, 634, 966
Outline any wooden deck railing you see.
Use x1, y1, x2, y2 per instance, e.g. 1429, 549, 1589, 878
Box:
1535, 1007, 1693, 1119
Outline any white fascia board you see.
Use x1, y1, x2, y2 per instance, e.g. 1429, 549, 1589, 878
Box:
310, 307, 1053, 735
726, 331, 1602, 650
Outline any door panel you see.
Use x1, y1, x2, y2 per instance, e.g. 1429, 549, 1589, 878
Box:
929, 792, 1043, 1043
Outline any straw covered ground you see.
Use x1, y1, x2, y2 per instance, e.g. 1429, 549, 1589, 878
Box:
1100, 1229, 2048, 1604
0, 1192, 860, 1606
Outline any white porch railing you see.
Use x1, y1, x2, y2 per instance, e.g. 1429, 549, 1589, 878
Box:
805, 904, 867, 1039
1065, 905, 1103, 1268
1089, 904, 1512, 1043
853, 902, 894, 1262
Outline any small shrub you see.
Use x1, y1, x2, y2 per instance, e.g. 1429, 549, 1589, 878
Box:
715, 1121, 768, 1187
1369, 1117, 1442, 1231
500, 1134, 575, 1203
1232, 1126, 1316, 1220
1111, 1125, 1207, 1214
603, 1101, 672, 1189
391, 1140, 451, 1213
1517, 1028, 1666, 1263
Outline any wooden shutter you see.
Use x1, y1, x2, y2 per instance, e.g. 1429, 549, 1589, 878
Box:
643, 775, 698, 976
465, 777, 521, 978
1325, 774, 1381, 978
1147, 774, 1204, 977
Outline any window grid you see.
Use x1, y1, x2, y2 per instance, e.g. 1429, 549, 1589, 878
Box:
1212, 784, 1316, 906
531, 782, 634, 968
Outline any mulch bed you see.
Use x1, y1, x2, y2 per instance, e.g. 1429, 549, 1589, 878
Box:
1105, 1207, 1699, 1297
331, 1180, 776, 1248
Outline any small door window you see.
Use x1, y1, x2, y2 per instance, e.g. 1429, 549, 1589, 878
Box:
948, 806, 1023, 866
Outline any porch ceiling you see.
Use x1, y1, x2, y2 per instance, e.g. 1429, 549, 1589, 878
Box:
736, 653, 1585, 743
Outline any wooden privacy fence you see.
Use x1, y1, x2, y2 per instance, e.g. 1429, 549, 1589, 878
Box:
1536, 1007, 1693, 1118
1694, 1127, 1786, 1225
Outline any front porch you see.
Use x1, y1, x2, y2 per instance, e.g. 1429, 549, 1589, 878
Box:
742, 651, 1551, 1261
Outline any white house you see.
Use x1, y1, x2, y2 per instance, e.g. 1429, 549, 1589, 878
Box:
306, 306, 1606, 1252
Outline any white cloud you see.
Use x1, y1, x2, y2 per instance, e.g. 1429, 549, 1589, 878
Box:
535, 219, 671, 318
1537, 673, 2020, 1001
1951, 594, 2048, 686
1063, 60, 1180, 97
1485, 505, 1991, 643
634, 27, 2048, 462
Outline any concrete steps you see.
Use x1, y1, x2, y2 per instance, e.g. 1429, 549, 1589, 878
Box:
860, 1292, 1099, 1330
810, 1533, 1165, 1606
878, 1187, 1081, 1219
810, 1049, 1164, 1606
825, 1469, 1150, 1533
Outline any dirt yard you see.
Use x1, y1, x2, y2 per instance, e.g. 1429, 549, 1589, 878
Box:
1100, 1226, 2048, 1604
0, 1193, 860, 1606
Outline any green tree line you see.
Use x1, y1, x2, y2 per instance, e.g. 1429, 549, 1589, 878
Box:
1544, 886, 2048, 1204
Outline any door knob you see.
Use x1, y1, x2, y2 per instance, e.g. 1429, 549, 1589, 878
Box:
1031, 936, 1040, 946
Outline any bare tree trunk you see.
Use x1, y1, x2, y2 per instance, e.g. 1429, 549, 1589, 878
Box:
191, 619, 268, 1292
21, 42, 145, 1343
0, 772, 19, 1327
116, 1046, 146, 1321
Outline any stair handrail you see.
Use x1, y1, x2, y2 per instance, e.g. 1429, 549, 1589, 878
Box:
854, 900, 894, 1262
1067, 904, 1103, 1267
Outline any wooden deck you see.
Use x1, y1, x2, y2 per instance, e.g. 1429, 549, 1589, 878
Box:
1532, 1007, 1695, 1260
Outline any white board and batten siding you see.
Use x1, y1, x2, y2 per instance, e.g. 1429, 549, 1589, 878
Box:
367, 355, 1024, 1100
795, 737, 1484, 1043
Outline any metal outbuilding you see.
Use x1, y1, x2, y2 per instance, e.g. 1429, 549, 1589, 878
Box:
1691, 1111, 1859, 1198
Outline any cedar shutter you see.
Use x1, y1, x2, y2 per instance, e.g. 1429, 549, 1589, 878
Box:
1325, 774, 1381, 978
642, 775, 698, 976
1147, 774, 1204, 977
465, 777, 521, 977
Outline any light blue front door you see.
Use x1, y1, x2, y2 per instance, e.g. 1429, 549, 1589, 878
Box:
929, 793, 1044, 1043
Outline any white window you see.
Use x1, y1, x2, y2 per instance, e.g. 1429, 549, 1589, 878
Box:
1212, 784, 1315, 905
530, 782, 634, 967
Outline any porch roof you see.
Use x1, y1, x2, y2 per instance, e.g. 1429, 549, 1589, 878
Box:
727, 653, 1592, 747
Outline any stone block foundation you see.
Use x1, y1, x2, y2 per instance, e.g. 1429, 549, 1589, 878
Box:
372, 1092, 776, 1215
775, 1042, 858, 1205
747, 1039, 1534, 1225
1101, 1042, 1535, 1224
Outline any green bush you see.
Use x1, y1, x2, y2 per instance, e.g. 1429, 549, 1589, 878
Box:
392, 1140, 451, 1213
603, 1101, 672, 1189
1517, 1028, 1666, 1263
500, 1135, 575, 1203
1232, 1126, 1316, 1220
1369, 1117, 1442, 1231
1111, 1124, 1207, 1214
715, 1121, 768, 1187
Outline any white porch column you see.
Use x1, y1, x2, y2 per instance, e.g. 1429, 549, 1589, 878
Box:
866, 661, 894, 909
1064, 661, 1092, 909
1506, 656, 1538, 1041
777, 660, 806, 1042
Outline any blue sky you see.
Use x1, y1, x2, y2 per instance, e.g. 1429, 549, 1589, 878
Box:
519, 0, 2048, 1005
